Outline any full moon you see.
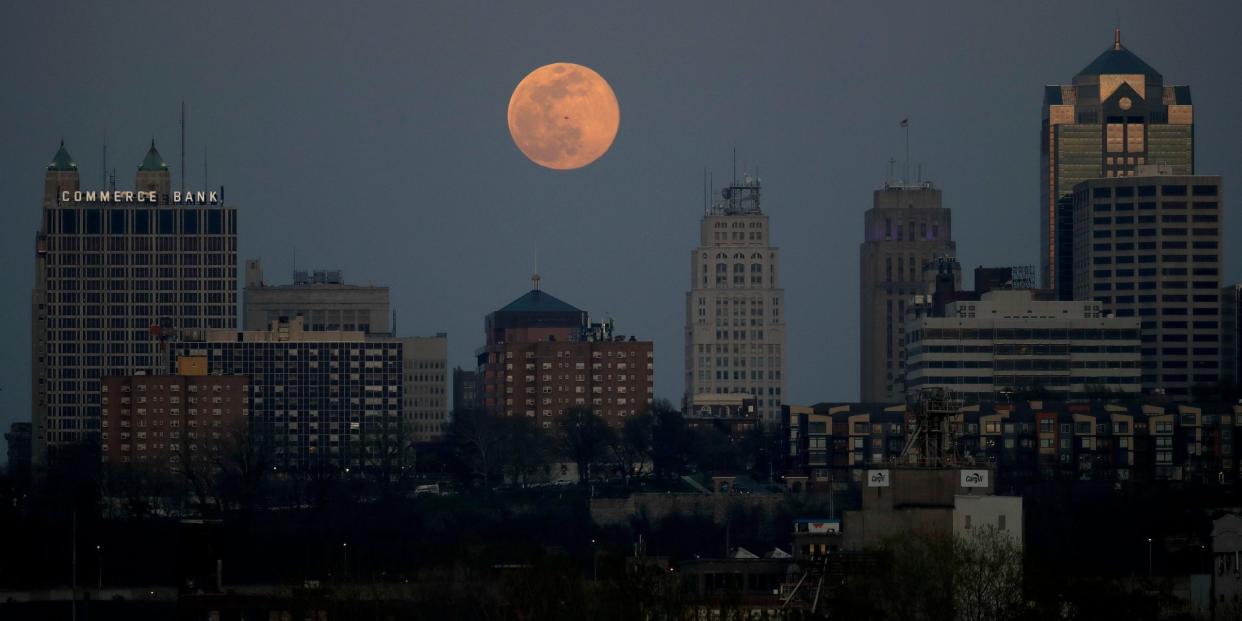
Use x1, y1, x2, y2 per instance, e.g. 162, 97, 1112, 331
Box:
507, 63, 620, 170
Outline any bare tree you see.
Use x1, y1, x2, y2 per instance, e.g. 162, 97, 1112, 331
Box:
448, 408, 507, 490
612, 413, 653, 488
954, 526, 1024, 621
215, 417, 275, 514
557, 407, 615, 486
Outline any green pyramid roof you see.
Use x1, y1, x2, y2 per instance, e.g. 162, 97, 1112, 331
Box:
139, 140, 168, 171
48, 140, 77, 171
498, 289, 581, 314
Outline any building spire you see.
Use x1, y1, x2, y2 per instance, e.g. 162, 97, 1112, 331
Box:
1113, 26, 1121, 50
531, 272, 541, 291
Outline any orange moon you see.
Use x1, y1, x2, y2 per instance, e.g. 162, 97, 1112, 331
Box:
507, 63, 620, 170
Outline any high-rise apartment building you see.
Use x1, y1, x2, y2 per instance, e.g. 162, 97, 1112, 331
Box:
1071, 170, 1223, 398
479, 279, 654, 429
243, 259, 390, 334
1041, 29, 1194, 299
905, 290, 1141, 401
100, 372, 248, 469
32, 141, 237, 469
167, 316, 444, 470
684, 177, 785, 424
859, 182, 956, 402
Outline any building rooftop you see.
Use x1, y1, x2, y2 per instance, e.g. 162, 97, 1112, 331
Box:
497, 288, 581, 314
48, 140, 76, 171
1077, 29, 1161, 79
139, 140, 168, 171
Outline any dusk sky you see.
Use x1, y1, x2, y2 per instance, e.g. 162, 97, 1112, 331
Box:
3, 1, 1241, 458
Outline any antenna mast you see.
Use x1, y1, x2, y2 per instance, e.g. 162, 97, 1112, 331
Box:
180, 101, 186, 191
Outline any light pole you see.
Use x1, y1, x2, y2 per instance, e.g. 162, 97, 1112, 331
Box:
95, 545, 102, 590
1147, 538, 1153, 577
342, 543, 349, 581
591, 538, 598, 582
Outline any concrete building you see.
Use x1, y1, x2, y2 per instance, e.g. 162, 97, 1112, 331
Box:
684, 176, 786, 424
243, 259, 389, 334
452, 366, 481, 412
953, 494, 1023, 546
168, 316, 444, 471
32, 141, 237, 470
479, 279, 654, 429
859, 181, 956, 402
905, 289, 1142, 400
1223, 285, 1242, 387
1041, 28, 1194, 299
1213, 514, 1242, 619
842, 467, 1012, 551
100, 372, 247, 470
1071, 171, 1223, 398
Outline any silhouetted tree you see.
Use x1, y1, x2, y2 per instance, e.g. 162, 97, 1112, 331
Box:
558, 407, 615, 485
649, 400, 691, 479
612, 412, 653, 487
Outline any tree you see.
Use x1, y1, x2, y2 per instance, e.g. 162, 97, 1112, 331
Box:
216, 417, 275, 515
557, 408, 615, 486
648, 400, 691, 479
955, 526, 1024, 621
447, 408, 507, 490
499, 415, 554, 487
612, 413, 653, 487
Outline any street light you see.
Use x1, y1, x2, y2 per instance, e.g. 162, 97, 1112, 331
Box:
591, 539, 598, 582
1147, 538, 1153, 577
342, 543, 349, 581
95, 545, 102, 590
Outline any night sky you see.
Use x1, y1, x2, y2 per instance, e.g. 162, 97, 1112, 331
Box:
3, 1, 1241, 459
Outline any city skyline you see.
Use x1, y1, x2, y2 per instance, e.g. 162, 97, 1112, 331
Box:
4, 3, 1242, 461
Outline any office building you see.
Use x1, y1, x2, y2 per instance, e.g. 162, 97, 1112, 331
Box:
859, 181, 956, 402
32, 141, 237, 469
452, 366, 481, 412
1041, 29, 1194, 299
100, 372, 247, 469
403, 335, 449, 442
243, 259, 389, 333
1071, 171, 1223, 398
1223, 285, 1241, 387
685, 176, 786, 424
479, 278, 654, 429
905, 290, 1141, 400
169, 316, 444, 470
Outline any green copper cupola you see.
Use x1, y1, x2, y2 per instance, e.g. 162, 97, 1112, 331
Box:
139, 139, 168, 171
48, 140, 77, 171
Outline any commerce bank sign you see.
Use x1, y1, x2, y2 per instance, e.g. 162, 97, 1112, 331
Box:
59, 190, 222, 205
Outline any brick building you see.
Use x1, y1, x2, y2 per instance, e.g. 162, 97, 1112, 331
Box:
100, 373, 247, 469
478, 278, 654, 429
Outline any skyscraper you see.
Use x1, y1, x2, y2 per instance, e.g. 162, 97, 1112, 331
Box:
684, 176, 785, 425
32, 141, 237, 469
859, 181, 955, 403
1041, 29, 1194, 299
1071, 169, 1222, 398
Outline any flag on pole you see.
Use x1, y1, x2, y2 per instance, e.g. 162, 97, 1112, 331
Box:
900, 118, 909, 128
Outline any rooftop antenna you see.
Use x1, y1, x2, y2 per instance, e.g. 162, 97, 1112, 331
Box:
392, 309, 397, 337
203, 146, 208, 188
901, 117, 910, 186
532, 245, 540, 291
180, 101, 186, 191
102, 127, 107, 188
732, 147, 737, 184
702, 168, 708, 214
888, 158, 896, 184
917, 163, 923, 184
